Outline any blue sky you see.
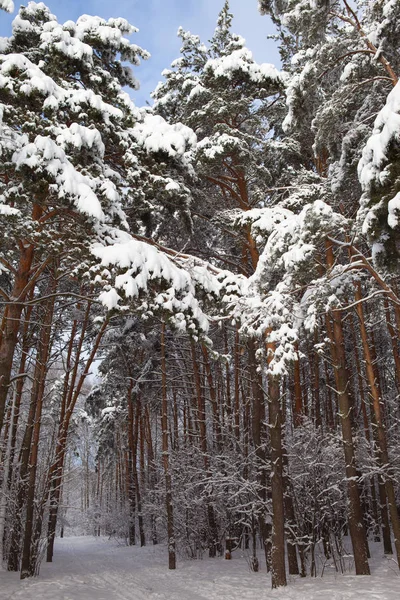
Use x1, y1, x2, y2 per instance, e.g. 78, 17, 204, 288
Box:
0, 0, 280, 106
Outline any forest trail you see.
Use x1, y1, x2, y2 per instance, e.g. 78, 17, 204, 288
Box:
1, 536, 400, 600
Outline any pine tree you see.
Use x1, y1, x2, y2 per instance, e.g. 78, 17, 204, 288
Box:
0, 0, 13, 12
0, 2, 222, 577
153, 3, 291, 587
153, 1, 284, 274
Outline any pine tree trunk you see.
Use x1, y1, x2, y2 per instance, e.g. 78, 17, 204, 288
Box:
224, 327, 233, 436
0, 203, 46, 437
46, 311, 108, 563
21, 283, 56, 579
0, 244, 36, 435
348, 315, 388, 551
268, 368, 287, 588
126, 379, 136, 546
202, 346, 222, 452
234, 326, 241, 441
0, 388, 17, 570
283, 468, 300, 576
0, 304, 34, 570
326, 244, 370, 576
378, 475, 393, 554
134, 396, 145, 547
383, 297, 400, 390
191, 340, 219, 557
311, 331, 322, 429
145, 406, 158, 545
293, 344, 303, 428
355, 284, 400, 567
248, 339, 271, 569
161, 322, 176, 569
281, 418, 299, 576
7, 354, 48, 571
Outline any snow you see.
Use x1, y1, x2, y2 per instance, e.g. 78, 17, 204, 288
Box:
340, 62, 356, 82
98, 288, 122, 310
0, 38, 8, 52
132, 114, 197, 158
230, 200, 348, 374
91, 231, 213, 333
101, 406, 116, 417
56, 123, 105, 158
358, 81, 400, 189
282, 74, 299, 132
358, 81, 400, 229
205, 47, 281, 84
0, 53, 128, 122
1, 536, 400, 600
0, 202, 20, 216
36, 12, 149, 72
235, 206, 293, 236
165, 179, 181, 191
0, 53, 57, 96
188, 83, 207, 100
92, 234, 189, 291
0, 0, 13, 12
12, 135, 105, 221
388, 191, 400, 228
40, 24, 94, 62
197, 133, 242, 159
381, 0, 398, 20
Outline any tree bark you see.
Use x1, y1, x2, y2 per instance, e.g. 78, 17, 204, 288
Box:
0, 204, 45, 436
46, 311, 108, 563
21, 278, 56, 579
268, 365, 287, 588
248, 339, 271, 570
354, 283, 400, 568
191, 340, 219, 557
327, 243, 370, 575
161, 321, 176, 569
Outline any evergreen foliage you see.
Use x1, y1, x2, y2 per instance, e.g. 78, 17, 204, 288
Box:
1, 0, 400, 592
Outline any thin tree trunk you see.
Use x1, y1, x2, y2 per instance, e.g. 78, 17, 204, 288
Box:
126, 379, 136, 546
0, 204, 45, 436
234, 326, 240, 441
0, 387, 18, 570
248, 339, 270, 570
224, 327, 233, 436
145, 405, 158, 546
383, 297, 400, 389
21, 280, 56, 579
46, 312, 108, 563
293, 343, 303, 428
161, 321, 176, 569
354, 284, 400, 567
8, 319, 51, 573
202, 346, 222, 451
135, 395, 145, 547
191, 340, 219, 557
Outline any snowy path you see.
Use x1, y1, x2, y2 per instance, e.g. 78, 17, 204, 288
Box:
1, 536, 400, 600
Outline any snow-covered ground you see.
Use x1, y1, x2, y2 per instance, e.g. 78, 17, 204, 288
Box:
1, 536, 399, 600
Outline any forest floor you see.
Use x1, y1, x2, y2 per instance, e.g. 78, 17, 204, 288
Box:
1, 536, 400, 600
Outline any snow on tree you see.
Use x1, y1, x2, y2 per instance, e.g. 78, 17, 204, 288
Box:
0, 1, 148, 435
0, 1, 231, 441
153, 1, 285, 277
0, 2, 238, 580
3, 0, 400, 589
0, 0, 13, 12
358, 81, 400, 265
